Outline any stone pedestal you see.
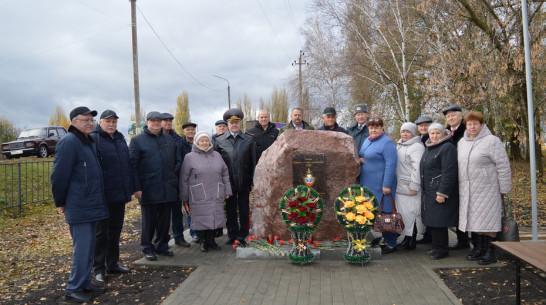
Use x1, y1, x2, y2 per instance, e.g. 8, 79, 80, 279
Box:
251, 130, 360, 241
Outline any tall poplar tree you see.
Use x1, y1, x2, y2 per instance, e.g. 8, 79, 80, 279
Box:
174, 91, 191, 135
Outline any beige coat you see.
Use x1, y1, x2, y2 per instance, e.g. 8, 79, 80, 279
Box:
458, 124, 511, 232
395, 136, 425, 236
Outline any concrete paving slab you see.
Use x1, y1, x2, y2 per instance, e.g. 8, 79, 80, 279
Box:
132, 229, 504, 305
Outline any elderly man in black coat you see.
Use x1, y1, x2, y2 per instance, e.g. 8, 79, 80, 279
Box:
247, 109, 279, 161
214, 108, 256, 245
443, 105, 471, 251
160, 113, 191, 248
129, 111, 182, 261
51, 106, 108, 303
91, 110, 134, 283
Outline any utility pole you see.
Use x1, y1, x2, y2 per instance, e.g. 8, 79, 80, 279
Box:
212, 75, 231, 109
130, 0, 141, 134
292, 50, 308, 109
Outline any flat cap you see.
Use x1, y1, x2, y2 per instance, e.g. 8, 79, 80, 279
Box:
442, 105, 462, 115
353, 104, 368, 115
70, 106, 97, 121
146, 111, 162, 120
414, 116, 433, 125
323, 106, 336, 115
100, 109, 119, 120
182, 122, 197, 129
160, 113, 174, 120
215, 120, 228, 126
223, 108, 244, 122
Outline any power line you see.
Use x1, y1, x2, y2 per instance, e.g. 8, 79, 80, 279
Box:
256, 0, 293, 62
136, 5, 220, 92
284, 0, 302, 48
76, 0, 129, 25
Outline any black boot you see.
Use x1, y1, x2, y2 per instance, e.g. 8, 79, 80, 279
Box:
478, 236, 497, 265
398, 236, 412, 248
199, 231, 208, 252
466, 234, 484, 260
416, 227, 432, 244
207, 230, 221, 250
406, 225, 417, 251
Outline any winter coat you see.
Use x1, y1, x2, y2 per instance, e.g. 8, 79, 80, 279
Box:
129, 126, 181, 205
359, 133, 398, 213
278, 120, 314, 135
318, 123, 348, 134
458, 124, 511, 233
447, 124, 466, 145
51, 126, 108, 224
179, 144, 232, 230
247, 121, 279, 161
214, 131, 256, 192
179, 136, 193, 163
420, 134, 429, 147
420, 130, 459, 227
347, 121, 369, 152
395, 136, 425, 236
90, 126, 134, 204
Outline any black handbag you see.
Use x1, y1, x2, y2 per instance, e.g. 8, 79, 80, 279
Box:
372, 194, 405, 233
496, 195, 519, 242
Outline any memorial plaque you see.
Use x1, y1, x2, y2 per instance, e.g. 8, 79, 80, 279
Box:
292, 154, 326, 195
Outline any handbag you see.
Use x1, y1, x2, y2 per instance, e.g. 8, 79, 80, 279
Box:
496, 195, 519, 242
373, 194, 405, 233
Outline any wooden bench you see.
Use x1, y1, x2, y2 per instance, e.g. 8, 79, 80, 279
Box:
492, 241, 546, 305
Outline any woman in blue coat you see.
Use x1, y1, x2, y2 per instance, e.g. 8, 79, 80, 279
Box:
359, 117, 398, 254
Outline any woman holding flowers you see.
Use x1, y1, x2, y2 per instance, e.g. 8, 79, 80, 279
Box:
458, 111, 511, 265
395, 122, 425, 250
420, 123, 459, 260
358, 117, 398, 254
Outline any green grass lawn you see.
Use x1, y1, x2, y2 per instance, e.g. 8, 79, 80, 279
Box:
0, 157, 54, 214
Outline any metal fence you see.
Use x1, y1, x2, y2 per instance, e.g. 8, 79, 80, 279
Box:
0, 161, 53, 215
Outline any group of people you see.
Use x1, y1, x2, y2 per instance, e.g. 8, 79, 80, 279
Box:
51, 103, 511, 303
354, 105, 511, 264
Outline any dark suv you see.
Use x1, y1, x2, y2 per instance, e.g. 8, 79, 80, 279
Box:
1, 126, 68, 158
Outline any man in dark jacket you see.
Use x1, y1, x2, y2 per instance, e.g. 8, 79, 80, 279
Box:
278, 108, 314, 135
214, 108, 256, 245
180, 122, 198, 242
318, 106, 347, 133
346, 104, 369, 151
414, 115, 433, 244
415, 116, 432, 147
51, 106, 108, 303
444, 105, 466, 144
443, 105, 470, 250
247, 110, 279, 161
160, 113, 191, 248
91, 110, 134, 283
211, 120, 227, 144
129, 111, 182, 261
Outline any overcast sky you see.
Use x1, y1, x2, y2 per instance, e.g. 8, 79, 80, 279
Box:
0, 0, 310, 135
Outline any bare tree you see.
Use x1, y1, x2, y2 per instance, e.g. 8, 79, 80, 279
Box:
236, 94, 256, 130
298, 14, 351, 125
270, 87, 290, 123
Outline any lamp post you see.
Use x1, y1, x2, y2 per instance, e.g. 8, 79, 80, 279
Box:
212, 75, 231, 109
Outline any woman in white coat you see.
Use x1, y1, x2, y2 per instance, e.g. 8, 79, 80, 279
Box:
458, 111, 511, 265
395, 122, 425, 250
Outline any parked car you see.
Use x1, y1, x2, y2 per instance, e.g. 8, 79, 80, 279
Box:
1, 126, 68, 158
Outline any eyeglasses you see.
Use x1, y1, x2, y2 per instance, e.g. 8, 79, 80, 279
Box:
74, 118, 96, 124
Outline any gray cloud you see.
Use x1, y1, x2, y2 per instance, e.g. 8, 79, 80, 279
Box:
0, 0, 308, 134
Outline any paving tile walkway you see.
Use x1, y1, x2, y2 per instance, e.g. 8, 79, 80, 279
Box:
134, 230, 504, 305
